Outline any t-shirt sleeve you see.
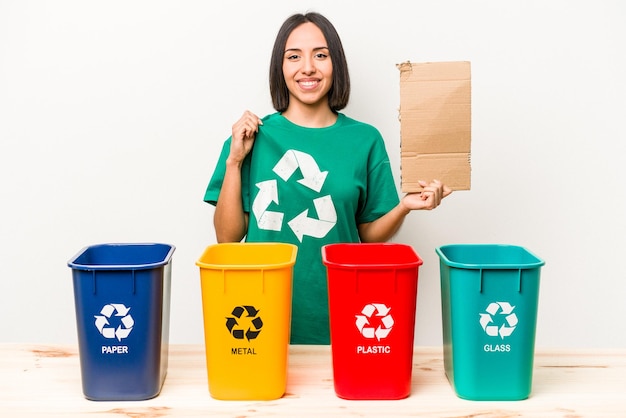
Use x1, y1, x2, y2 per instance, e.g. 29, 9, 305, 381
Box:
203, 138, 251, 212
356, 135, 400, 224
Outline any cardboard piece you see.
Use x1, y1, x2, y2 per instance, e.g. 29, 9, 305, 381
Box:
397, 61, 471, 192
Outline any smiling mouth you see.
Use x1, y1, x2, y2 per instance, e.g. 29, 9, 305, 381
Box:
298, 80, 319, 89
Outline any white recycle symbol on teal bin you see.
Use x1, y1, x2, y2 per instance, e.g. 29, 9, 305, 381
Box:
94, 303, 134, 342
479, 301, 518, 339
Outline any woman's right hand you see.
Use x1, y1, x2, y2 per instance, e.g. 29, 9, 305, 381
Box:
228, 110, 263, 164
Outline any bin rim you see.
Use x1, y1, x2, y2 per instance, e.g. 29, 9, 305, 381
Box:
195, 242, 298, 270
67, 242, 176, 271
435, 243, 545, 270
321, 242, 423, 269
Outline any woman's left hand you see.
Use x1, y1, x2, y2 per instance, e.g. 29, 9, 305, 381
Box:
401, 179, 452, 211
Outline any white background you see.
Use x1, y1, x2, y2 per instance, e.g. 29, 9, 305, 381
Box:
1, 0, 624, 348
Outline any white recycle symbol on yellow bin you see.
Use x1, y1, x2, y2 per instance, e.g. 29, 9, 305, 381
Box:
355, 303, 394, 341
94, 303, 134, 342
252, 149, 336, 242
479, 301, 518, 339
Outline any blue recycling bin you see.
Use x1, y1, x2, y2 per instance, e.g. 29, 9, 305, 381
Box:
68, 243, 175, 400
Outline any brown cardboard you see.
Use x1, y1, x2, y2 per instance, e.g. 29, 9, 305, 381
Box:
397, 61, 471, 192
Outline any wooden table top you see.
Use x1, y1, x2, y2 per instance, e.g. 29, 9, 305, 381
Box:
1, 344, 624, 417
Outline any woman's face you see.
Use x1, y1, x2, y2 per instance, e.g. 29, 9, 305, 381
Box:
282, 22, 333, 111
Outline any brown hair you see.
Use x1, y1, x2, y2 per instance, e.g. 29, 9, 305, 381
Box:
269, 12, 350, 112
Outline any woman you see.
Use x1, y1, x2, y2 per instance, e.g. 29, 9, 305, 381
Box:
204, 12, 451, 344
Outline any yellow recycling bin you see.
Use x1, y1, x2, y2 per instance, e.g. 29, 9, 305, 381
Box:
196, 243, 297, 400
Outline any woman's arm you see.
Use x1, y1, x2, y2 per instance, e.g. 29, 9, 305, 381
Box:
214, 158, 249, 242
358, 180, 451, 243
213, 111, 262, 243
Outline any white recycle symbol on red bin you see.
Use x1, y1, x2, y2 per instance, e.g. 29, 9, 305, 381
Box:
355, 303, 394, 341
94, 303, 134, 342
479, 301, 518, 339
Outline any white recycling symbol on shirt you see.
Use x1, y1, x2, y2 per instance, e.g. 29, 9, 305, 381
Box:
479, 301, 518, 339
94, 303, 134, 342
252, 149, 337, 242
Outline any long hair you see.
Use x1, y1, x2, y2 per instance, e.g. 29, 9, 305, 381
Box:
269, 12, 350, 112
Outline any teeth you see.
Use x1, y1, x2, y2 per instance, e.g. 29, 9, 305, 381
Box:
300, 81, 317, 87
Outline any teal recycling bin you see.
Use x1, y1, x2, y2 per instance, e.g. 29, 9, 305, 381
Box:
436, 244, 545, 400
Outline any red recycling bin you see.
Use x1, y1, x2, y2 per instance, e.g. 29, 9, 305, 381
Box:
322, 243, 422, 400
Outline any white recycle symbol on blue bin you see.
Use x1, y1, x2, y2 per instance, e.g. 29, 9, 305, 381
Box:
479, 301, 518, 339
94, 303, 134, 342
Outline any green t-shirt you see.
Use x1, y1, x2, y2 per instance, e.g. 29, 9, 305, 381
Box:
204, 112, 400, 344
